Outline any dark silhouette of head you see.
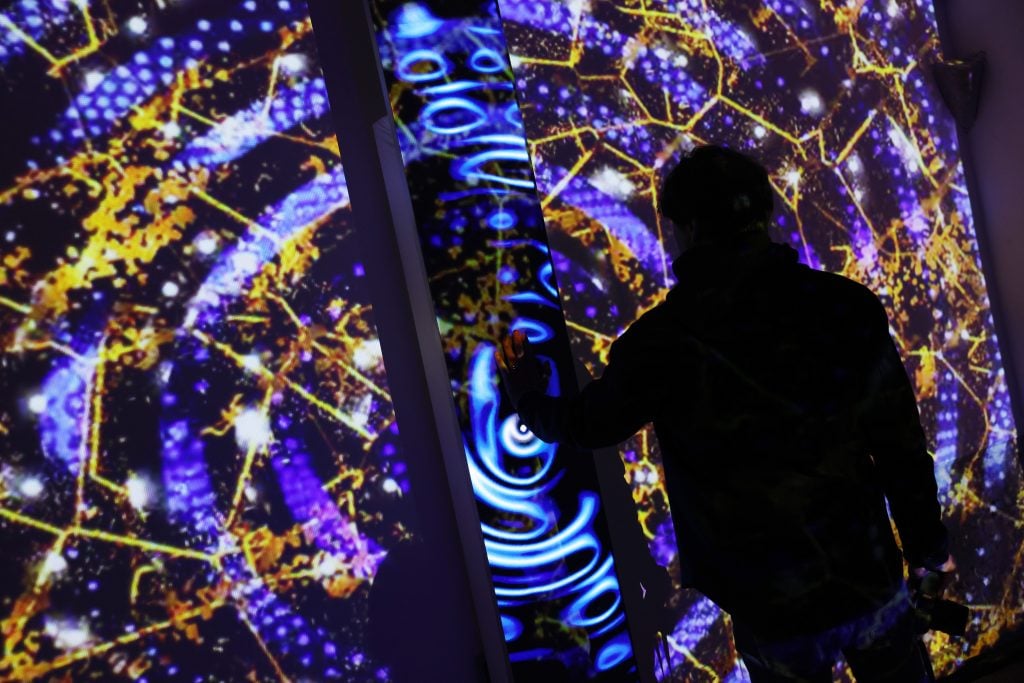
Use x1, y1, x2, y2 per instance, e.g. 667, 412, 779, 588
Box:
659, 145, 774, 247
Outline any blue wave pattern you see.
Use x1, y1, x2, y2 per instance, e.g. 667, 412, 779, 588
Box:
372, 1, 635, 676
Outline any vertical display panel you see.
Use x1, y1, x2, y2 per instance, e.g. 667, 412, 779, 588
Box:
0, 1, 414, 680
370, 1, 638, 678
497, 0, 1021, 679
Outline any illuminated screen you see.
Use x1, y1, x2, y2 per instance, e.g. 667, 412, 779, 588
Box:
0, 1, 412, 680
371, 1, 637, 678
496, 0, 1022, 679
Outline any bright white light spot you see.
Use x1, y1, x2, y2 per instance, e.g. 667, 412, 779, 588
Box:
382, 478, 399, 494
45, 619, 91, 650
28, 393, 48, 414
351, 393, 372, 428
42, 551, 68, 577
83, 70, 104, 91
887, 1, 900, 17
241, 353, 261, 372
244, 485, 258, 502
234, 408, 271, 450
162, 121, 182, 138
589, 166, 636, 201
352, 339, 382, 371
888, 124, 923, 175
566, 0, 588, 19
19, 476, 44, 498
195, 232, 218, 255
279, 53, 306, 74
127, 16, 148, 34
316, 554, 341, 577
395, 3, 443, 38
906, 210, 929, 234
126, 474, 151, 509
847, 154, 862, 173
799, 89, 823, 115
753, 125, 766, 139
785, 169, 801, 186
232, 250, 260, 276
161, 281, 179, 297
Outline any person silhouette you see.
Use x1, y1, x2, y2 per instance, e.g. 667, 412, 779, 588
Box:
497, 145, 956, 682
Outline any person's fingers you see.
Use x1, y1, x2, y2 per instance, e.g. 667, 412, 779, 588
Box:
494, 348, 508, 374
511, 329, 526, 358
502, 335, 516, 365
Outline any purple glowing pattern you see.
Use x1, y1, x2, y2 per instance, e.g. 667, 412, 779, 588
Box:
0, 0, 82, 66
0, 1, 408, 680
499, 0, 1021, 679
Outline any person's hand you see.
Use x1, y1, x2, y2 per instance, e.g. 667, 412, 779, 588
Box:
495, 329, 550, 408
911, 553, 957, 598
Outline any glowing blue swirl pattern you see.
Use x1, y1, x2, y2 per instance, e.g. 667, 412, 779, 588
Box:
373, 1, 636, 676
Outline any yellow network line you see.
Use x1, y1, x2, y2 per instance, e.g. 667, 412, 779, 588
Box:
0, 508, 217, 563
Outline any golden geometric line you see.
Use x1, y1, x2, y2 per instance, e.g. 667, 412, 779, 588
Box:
0, 14, 60, 65
0, 295, 31, 315
0, 507, 217, 562
73, 527, 218, 562
190, 187, 268, 233
20, 600, 226, 680
225, 386, 275, 529
832, 109, 878, 167
563, 319, 614, 342
192, 330, 375, 439
238, 610, 292, 683
718, 96, 802, 147
266, 293, 391, 401
541, 148, 594, 210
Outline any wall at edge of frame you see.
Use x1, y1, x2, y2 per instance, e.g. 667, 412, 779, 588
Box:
940, 0, 1024, 446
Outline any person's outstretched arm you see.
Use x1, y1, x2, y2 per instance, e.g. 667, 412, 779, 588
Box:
861, 300, 952, 572
496, 328, 658, 449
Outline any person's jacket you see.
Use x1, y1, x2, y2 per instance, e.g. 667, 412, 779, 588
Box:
516, 236, 949, 636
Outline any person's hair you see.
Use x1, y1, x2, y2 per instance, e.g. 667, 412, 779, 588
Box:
659, 144, 774, 242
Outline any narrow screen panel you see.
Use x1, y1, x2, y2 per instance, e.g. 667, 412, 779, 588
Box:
0, 1, 411, 680
370, 1, 638, 678
498, 0, 1021, 679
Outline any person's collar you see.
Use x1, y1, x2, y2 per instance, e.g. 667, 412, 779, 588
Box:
670, 231, 798, 290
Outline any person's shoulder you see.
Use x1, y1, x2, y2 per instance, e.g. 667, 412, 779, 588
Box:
800, 267, 889, 321
609, 298, 684, 359
624, 298, 678, 337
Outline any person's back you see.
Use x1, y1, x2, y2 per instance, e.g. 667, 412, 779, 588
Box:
497, 144, 952, 681
621, 236, 927, 635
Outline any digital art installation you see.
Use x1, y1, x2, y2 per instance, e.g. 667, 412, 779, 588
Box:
495, 0, 1022, 679
1, 0, 1022, 682
0, 1, 411, 680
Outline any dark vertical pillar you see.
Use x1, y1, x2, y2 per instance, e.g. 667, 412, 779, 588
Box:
306, 1, 513, 681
